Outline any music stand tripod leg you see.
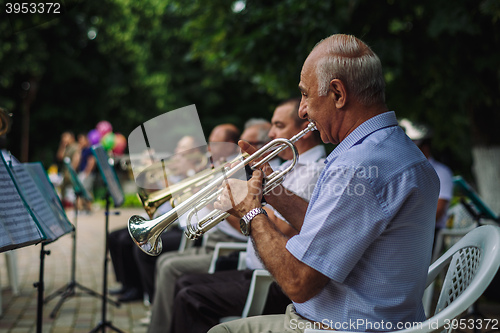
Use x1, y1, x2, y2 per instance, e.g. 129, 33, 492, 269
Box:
45, 193, 119, 318
35, 243, 50, 333
89, 191, 122, 333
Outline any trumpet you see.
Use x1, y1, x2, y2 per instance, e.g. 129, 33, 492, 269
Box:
137, 150, 251, 218
137, 165, 222, 219
128, 122, 317, 256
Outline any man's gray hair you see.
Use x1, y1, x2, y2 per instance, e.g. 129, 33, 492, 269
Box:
244, 118, 271, 143
314, 34, 385, 106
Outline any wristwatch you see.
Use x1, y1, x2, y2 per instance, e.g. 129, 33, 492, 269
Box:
240, 207, 267, 236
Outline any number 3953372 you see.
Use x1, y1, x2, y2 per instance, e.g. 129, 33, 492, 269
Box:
5, 2, 62, 14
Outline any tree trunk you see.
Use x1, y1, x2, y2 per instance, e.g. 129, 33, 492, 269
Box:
471, 146, 500, 217
20, 78, 38, 162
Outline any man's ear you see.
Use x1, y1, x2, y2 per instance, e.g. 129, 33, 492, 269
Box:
329, 79, 347, 109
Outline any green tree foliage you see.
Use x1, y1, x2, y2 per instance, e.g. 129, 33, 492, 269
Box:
0, 0, 275, 165
1, 0, 499, 176
167, 0, 500, 174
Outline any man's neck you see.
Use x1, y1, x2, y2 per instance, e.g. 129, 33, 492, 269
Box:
339, 103, 388, 143
296, 140, 320, 155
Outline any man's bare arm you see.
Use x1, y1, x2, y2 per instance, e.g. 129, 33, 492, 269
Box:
264, 186, 309, 232
251, 208, 329, 303
215, 170, 329, 303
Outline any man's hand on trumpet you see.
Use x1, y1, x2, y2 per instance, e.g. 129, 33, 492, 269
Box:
236, 140, 275, 177
214, 169, 265, 219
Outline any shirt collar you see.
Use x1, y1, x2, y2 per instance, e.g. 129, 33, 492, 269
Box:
298, 144, 326, 165
325, 111, 398, 164
280, 144, 326, 170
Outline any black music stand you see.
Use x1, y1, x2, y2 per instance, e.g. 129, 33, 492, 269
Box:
90, 145, 125, 333
2, 154, 74, 333
0, 153, 44, 253
41, 160, 108, 318
453, 176, 499, 333
1, 153, 46, 333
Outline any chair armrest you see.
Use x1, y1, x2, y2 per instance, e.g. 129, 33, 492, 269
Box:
208, 242, 248, 274
237, 251, 247, 270
241, 269, 274, 318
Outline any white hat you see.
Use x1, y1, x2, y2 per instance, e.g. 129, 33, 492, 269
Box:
398, 118, 432, 145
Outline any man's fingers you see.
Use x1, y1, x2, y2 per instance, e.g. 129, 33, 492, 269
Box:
248, 169, 265, 198
238, 140, 257, 155
252, 169, 264, 182
214, 187, 233, 212
225, 180, 237, 210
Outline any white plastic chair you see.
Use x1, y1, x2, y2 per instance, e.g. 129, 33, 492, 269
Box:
1, 250, 20, 317
220, 269, 274, 323
423, 202, 478, 315
432, 203, 478, 263
3, 250, 20, 295
208, 242, 276, 323
305, 225, 500, 333
207, 242, 248, 274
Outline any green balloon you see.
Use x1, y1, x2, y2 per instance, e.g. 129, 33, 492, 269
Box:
101, 132, 116, 151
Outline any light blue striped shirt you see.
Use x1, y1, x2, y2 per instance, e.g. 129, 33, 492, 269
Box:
286, 111, 440, 331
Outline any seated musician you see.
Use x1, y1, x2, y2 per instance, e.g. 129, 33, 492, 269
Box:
109, 135, 207, 303
146, 123, 249, 330
210, 34, 440, 333
168, 98, 326, 333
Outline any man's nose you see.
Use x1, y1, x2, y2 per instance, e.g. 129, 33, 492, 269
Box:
298, 100, 307, 119
268, 128, 276, 139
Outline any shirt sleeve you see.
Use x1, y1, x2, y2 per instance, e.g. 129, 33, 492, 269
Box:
435, 165, 453, 201
286, 165, 389, 284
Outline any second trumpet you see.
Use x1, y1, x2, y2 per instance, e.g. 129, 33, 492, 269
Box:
128, 122, 317, 256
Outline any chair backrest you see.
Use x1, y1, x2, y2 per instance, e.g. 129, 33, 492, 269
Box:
447, 202, 477, 229
421, 225, 500, 332
305, 226, 500, 333
431, 203, 478, 263
434, 244, 481, 314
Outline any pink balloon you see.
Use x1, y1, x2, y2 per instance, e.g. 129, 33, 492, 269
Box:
87, 129, 101, 145
112, 133, 127, 155
96, 120, 113, 136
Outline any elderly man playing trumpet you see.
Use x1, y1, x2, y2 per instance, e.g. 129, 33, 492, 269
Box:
210, 34, 440, 333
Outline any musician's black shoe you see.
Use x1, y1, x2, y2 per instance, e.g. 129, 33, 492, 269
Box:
118, 287, 143, 303
108, 286, 127, 295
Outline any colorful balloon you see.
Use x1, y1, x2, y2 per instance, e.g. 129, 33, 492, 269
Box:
101, 132, 116, 151
96, 120, 113, 136
112, 133, 127, 155
87, 129, 101, 145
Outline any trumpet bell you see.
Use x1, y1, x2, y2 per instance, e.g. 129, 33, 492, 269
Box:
128, 215, 163, 256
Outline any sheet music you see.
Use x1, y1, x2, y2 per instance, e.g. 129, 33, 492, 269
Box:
0, 160, 43, 252
26, 163, 65, 213
25, 163, 73, 233
10, 164, 70, 242
63, 160, 93, 202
